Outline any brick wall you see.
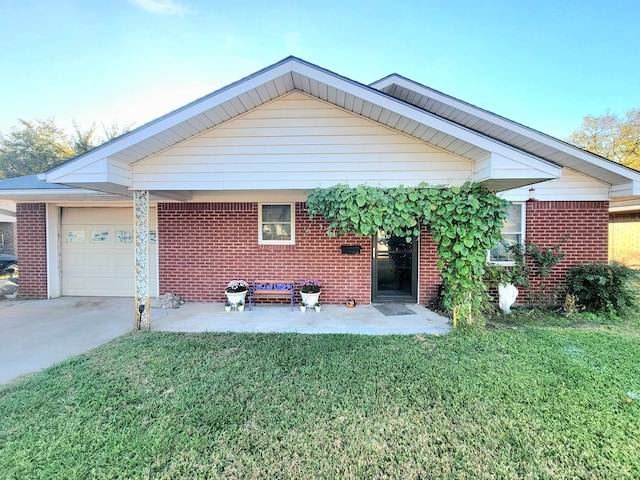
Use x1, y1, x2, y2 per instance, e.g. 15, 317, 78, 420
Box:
419, 226, 442, 304
158, 202, 372, 304
522, 200, 609, 304
16, 203, 48, 298
609, 212, 640, 269
154, 200, 611, 307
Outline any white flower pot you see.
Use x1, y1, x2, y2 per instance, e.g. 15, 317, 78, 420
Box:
238, 304, 245, 312
498, 283, 519, 314
225, 305, 231, 312
225, 290, 247, 306
300, 291, 321, 307
300, 305, 306, 312
314, 306, 321, 312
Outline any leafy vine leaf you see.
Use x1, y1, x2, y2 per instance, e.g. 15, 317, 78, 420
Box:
307, 182, 508, 325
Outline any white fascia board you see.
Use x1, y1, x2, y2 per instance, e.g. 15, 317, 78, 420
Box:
45, 61, 300, 183
371, 75, 640, 186
0, 189, 118, 202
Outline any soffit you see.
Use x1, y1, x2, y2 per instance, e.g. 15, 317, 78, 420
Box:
374, 77, 640, 190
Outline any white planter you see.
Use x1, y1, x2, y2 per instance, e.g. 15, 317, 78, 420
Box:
314, 306, 321, 312
300, 291, 321, 307
498, 283, 519, 314
300, 305, 307, 312
225, 305, 231, 312
225, 290, 247, 306
238, 304, 245, 312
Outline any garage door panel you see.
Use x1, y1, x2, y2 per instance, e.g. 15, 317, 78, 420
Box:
61, 207, 158, 297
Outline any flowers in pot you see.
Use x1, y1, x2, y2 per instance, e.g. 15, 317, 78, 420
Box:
300, 279, 321, 307
314, 302, 321, 312
225, 280, 249, 306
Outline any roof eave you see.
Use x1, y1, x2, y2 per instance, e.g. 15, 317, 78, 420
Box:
371, 74, 640, 189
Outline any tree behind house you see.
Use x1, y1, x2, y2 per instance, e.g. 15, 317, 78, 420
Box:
0, 118, 134, 179
568, 108, 640, 170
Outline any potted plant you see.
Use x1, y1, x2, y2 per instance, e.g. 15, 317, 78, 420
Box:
225, 280, 249, 307
300, 303, 307, 312
237, 300, 245, 312
300, 279, 321, 307
224, 301, 232, 312
314, 302, 321, 312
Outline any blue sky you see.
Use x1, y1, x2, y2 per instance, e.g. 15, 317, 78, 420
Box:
1, 0, 638, 140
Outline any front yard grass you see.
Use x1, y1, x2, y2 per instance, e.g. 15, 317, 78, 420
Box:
1, 316, 639, 479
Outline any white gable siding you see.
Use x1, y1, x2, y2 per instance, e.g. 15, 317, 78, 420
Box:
501, 168, 611, 201
130, 91, 473, 191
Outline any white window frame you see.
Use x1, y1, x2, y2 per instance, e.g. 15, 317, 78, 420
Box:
488, 202, 526, 265
258, 203, 295, 245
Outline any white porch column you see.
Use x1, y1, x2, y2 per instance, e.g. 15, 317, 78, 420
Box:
134, 190, 151, 330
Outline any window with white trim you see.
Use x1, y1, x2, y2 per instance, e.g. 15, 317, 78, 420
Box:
489, 202, 525, 263
259, 203, 295, 245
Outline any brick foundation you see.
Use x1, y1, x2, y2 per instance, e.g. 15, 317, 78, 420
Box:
16, 203, 48, 298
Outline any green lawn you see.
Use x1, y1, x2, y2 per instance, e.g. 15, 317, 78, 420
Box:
1, 315, 639, 479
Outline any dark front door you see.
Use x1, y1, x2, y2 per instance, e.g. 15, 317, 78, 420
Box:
372, 230, 418, 303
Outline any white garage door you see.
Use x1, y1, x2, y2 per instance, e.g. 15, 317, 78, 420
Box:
61, 207, 158, 297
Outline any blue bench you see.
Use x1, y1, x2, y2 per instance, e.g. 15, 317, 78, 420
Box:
249, 280, 296, 311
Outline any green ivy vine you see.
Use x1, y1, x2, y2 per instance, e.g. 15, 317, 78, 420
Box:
306, 182, 508, 325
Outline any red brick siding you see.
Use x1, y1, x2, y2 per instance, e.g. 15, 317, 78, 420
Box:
159, 200, 608, 306
158, 202, 372, 304
16, 203, 48, 298
419, 226, 442, 304
521, 200, 609, 303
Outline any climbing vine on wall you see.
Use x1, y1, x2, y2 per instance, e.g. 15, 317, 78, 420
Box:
306, 182, 508, 325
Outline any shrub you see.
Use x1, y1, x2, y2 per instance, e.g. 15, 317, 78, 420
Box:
566, 263, 639, 313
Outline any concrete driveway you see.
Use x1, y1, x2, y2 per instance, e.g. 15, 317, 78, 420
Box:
0, 296, 450, 385
0, 297, 144, 384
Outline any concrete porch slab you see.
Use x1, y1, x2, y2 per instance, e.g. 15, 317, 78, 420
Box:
152, 303, 451, 335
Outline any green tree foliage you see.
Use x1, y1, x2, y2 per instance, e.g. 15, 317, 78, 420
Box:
101, 120, 134, 141
0, 119, 74, 179
0, 118, 134, 179
70, 121, 99, 154
568, 108, 640, 170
